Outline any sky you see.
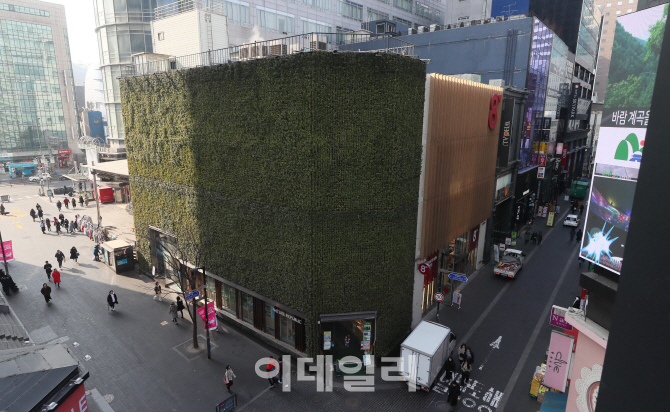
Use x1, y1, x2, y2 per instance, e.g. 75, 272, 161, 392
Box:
618, 3, 666, 41
50, 0, 99, 67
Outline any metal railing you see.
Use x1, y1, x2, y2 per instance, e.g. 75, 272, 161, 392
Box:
121, 32, 415, 78
155, 0, 227, 20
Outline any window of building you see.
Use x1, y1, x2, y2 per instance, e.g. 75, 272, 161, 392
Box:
264, 304, 276, 336
602, 38, 606, 42
457, 16, 469, 21
606, 2, 611, 6
339, 0, 363, 21
241, 292, 254, 324
616, 10, 621, 14
225, 1, 251, 25
617, 1, 622, 4
302, 0, 330, 10
605, 20, 609, 24
301, 18, 331, 33
600, 47, 604, 51
0, 3, 50, 17
393, 0, 412, 13
377, 0, 390, 4
279, 313, 296, 346
415, 2, 432, 19
629, 0, 634, 3
257, 6, 295, 33
221, 284, 236, 314
336, 26, 353, 44
157, 32, 164, 41
627, 8, 632, 12
393, 16, 412, 27
606, 12, 610, 15
367, 7, 389, 21
603, 30, 607, 34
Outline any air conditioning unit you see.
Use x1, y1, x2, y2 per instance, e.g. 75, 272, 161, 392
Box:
484, 18, 493, 24
471, 19, 482, 25
462, 22, 470, 27
429, 24, 441, 32
407, 28, 417, 35
269, 44, 288, 56
417, 26, 429, 33
489, 79, 505, 87
239, 44, 268, 59
495, 16, 506, 22
309, 41, 327, 50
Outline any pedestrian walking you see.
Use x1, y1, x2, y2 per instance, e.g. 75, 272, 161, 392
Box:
44, 261, 53, 281
30, 208, 36, 221
458, 343, 467, 365
447, 381, 461, 411
0, 204, 5, 215
107, 290, 119, 311
40, 220, 46, 234
465, 347, 475, 365
63, 218, 69, 234
85, 197, 89, 207
169, 302, 178, 324
38, 208, 43, 220
555, 204, 561, 214
79, 195, 84, 207
531, 231, 538, 244
524, 231, 530, 244
70, 246, 79, 263
444, 356, 456, 383
0, 270, 18, 295
267, 356, 279, 387
52, 269, 61, 288
578, 256, 585, 268
570, 227, 576, 241
36, 203, 42, 212
45, 217, 51, 231
64, 198, 69, 209
93, 244, 100, 261
55, 220, 61, 235
576, 229, 583, 243
537, 231, 543, 245
59, 213, 64, 226
154, 281, 162, 301
55, 250, 65, 268
461, 361, 472, 384
41, 283, 52, 304
69, 219, 75, 234
579, 203, 584, 215
223, 366, 236, 393
71, 197, 77, 209
56, 200, 62, 211
176, 296, 185, 318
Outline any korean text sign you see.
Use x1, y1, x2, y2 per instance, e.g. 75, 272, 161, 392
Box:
544, 331, 574, 391
1, 240, 13, 262
197, 301, 218, 330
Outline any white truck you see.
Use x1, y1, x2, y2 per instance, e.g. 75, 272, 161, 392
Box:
400, 320, 456, 391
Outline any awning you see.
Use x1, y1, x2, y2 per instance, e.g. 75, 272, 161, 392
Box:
87, 159, 129, 177
319, 311, 378, 323
62, 173, 89, 182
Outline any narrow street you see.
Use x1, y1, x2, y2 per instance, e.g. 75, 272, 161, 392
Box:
0, 183, 585, 411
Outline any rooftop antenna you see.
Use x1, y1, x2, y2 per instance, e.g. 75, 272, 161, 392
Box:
502, 2, 518, 17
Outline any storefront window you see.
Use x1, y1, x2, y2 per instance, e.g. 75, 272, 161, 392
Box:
280, 314, 296, 346
265, 304, 275, 336
222, 284, 236, 314
205, 276, 216, 305
151, 229, 180, 290
241, 292, 253, 324
320, 316, 375, 376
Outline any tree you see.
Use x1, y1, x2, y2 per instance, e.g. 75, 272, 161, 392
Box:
644, 4, 668, 62
140, 224, 212, 350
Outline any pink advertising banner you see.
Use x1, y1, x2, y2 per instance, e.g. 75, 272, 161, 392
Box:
1, 241, 14, 262
544, 331, 574, 392
197, 301, 218, 330
550, 306, 573, 331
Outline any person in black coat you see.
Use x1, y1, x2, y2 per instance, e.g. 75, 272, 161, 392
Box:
570, 227, 576, 241
537, 231, 543, 245
531, 232, 538, 244
55, 250, 65, 268
30, 209, 36, 221
447, 381, 461, 410
41, 283, 52, 303
0, 269, 18, 295
38, 208, 43, 220
176, 296, 186, 318
44, 261, 53, 281
465, 348, 475, 365
70, 247, 79, 263
107, 290, 119, 311
576, 229, 583, 243
524, 231, 530, 244
444, 356, 456, 383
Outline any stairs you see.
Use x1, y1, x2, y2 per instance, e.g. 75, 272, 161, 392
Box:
0, 312, 30, 350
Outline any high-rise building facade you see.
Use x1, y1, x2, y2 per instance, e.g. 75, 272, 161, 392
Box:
93, 0, 158, 152
0, 0, 80, 162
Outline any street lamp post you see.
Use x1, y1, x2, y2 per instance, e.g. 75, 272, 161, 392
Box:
191, 266, 211, 359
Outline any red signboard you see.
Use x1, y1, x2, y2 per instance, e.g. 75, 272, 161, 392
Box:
96, 187, 114, 203
488, 94, 502, 129
420, 252, 438, 287
197, 301, 218, 330
560, 148, 568, 168
539, 154, 547, 167
54, 384, 87, 412
58, 149, 72, 155
1, 240, 14, 262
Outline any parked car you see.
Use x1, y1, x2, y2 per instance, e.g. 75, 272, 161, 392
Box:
28, 173, 51, 182
563, 214, 580, 227
494, 249, 525, 278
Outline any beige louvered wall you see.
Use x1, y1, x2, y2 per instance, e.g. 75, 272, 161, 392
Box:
419, 74, 503, 258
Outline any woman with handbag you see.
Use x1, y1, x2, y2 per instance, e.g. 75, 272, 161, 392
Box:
70, 246, 79, 263
223, 365, 236, 393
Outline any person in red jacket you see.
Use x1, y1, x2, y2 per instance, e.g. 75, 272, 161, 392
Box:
52, 269, 61, 288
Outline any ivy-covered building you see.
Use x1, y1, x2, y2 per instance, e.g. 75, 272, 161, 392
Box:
121, 51, 502, 361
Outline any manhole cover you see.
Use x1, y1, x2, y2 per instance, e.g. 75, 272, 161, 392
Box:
103, 394, 114, 403
435, 401, 450, 411
344, 396, 361, 410
311, 395, 323, 404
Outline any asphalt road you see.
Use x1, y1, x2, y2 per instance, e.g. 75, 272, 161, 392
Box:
0, 181, 587, 412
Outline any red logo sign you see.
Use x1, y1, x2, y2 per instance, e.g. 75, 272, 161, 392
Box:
58, 149, 72, 155
561, 148, 568, 168
539, 154, 547, 166
54, 384, 87, 412
488, 94, 502, 129
470, 226, 480, 252
434, 293, 444, 302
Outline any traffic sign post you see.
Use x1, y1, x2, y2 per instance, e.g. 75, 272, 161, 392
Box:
434, 292, 444, 323
185, 289, 200, 301
447, 273, 468, 282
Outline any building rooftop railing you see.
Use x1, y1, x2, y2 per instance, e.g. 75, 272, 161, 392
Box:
154, 0, 226, 20
120, 32, 416, 78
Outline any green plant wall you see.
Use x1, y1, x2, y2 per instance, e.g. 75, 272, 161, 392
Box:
121, 52, 426, 356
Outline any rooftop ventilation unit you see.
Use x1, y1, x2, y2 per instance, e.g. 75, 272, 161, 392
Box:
429, 24, 441, 32
471, 19, 482, 25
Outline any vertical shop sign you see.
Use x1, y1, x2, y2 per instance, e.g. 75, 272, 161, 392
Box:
545, 331, 575, 391
324, 331, 332, 350
561, 148, 567, 169
569, 84, 581, 119
1, 240, 14, 262
197, 301, 218, 330
539, 154, 547, 166
470, 226, 480, 251
497, 97, 514, 167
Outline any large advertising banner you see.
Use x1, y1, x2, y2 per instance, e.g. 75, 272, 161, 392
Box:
580, 176, 636, 274
581, 4, 668, 275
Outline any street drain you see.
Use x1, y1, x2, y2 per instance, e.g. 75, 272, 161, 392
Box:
435, 401, 449, 411
344, 396, 361, 410
311, 395, 323, 404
